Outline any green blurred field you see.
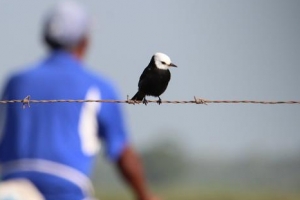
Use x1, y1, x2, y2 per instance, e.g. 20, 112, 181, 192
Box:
95, 187, 300, 200
92, 140, 300, 200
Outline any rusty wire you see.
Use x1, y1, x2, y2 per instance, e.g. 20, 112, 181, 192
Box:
0, 95, 299, 108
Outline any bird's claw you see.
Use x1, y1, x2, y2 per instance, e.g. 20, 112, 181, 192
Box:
157, 97, 162, 105
142, 98, 148, 105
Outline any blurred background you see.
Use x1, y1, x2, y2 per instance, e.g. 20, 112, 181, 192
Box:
1, 0, 300, 199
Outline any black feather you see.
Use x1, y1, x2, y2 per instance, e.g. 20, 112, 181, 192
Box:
131, 56, 172, 103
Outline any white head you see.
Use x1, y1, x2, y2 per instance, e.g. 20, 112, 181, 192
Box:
154, 52, 177, 70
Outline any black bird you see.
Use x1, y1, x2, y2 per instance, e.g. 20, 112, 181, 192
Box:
131, 52, 177, 105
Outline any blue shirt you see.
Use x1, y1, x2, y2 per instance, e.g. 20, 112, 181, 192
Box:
0, 51, 129, 200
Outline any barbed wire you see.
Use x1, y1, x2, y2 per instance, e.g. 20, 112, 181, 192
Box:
0, 95, 299, 109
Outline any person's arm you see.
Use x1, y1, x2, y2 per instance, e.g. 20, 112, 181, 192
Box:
116, 145, 158, 200
97, 81, 160, 200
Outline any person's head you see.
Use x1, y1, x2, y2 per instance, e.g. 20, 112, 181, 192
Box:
43, 1, 90, 59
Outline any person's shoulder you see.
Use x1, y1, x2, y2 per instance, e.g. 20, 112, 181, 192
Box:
1, 62, 41, 98
5, 62, 41, 85
81, 68, 121, 99
81, 68, 116, 88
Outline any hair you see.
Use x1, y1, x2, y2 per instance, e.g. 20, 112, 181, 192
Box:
43, 33, 65, 51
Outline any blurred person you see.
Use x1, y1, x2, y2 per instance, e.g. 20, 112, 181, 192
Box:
0, 1, 159, 200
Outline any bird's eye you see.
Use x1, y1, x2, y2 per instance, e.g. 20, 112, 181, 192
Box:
161, 61, 166, 65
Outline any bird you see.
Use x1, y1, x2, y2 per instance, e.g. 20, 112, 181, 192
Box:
131, 52, 177, 105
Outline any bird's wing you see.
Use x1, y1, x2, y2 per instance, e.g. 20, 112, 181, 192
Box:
138, 66, 152, 88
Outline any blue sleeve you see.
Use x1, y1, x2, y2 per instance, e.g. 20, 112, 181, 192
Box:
0, 78, 12, 161
1, 77, 12, 100
97, 81, 129, 161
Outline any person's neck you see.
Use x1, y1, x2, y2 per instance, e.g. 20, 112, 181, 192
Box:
72, 37, 88, 61
72, 49, 85, 61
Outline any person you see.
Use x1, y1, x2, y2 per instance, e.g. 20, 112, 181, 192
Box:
0, 1, 159, 200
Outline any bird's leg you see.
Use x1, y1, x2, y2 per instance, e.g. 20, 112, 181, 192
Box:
142, 97, 148, 105
157, 97, 162, 105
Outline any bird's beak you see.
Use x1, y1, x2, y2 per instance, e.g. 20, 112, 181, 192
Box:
169, 63, 177, 67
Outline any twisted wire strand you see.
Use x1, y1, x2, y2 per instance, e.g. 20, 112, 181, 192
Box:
0, 95, 299, 108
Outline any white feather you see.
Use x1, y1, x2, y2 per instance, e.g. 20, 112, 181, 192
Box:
154, 52, 172, 70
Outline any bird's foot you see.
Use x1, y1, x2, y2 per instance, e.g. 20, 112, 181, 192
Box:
157, 97, 162, 105
142, 98, 148, 105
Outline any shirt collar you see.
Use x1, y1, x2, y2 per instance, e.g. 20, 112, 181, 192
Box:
44, 50, 84, 68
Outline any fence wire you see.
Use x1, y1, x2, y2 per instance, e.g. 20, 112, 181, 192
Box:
0, 95, 299, 108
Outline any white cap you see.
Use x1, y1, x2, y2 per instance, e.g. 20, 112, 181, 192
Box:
43, 1, 90, 49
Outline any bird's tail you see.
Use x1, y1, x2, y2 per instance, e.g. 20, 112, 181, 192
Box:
131, 91, 145, 101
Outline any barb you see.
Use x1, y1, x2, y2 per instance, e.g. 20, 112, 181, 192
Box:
22, 95, 31, 109
0, 95, 300, 107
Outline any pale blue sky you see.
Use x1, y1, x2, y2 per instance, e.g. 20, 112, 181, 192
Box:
0, 0, 300, 160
